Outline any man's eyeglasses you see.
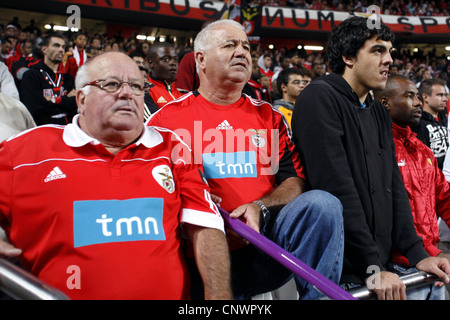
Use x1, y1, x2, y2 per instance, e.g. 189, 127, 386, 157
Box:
82, 78, 150, 96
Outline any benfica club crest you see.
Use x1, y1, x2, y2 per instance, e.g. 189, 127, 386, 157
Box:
152, 165, 175, 193
250, 129, 266, 148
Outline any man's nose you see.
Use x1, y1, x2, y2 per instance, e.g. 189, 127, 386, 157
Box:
234, 43, 248, 57
414, 96, 422, 108
384, 51, 394, 66
117, 82, 134, 98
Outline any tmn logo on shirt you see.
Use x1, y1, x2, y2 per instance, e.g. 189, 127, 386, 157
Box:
73, 198, 166, 248
202, 152, 257, 179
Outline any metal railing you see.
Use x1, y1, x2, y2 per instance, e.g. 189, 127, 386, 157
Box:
0, 237, 440, 300
0, 258, 69, 300
219, 207, 443, 300
347, 271, 439, 300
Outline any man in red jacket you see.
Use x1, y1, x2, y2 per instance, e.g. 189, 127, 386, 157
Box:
143, 42, 183, 120
375, 74, 450, 299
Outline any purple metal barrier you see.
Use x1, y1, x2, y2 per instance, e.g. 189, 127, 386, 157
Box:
219, 207, 357, 300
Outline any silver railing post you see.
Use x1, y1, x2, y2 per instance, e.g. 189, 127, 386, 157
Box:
347, 271, 439, 300
0, 258, 70, 300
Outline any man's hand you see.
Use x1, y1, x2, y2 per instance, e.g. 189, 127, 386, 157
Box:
416, 256, 450, 287
0, 238, 22, 258
224, 203, 262, 248
210, 194, 222, 206
230, 203, 262, 233
365, 271, 407, 300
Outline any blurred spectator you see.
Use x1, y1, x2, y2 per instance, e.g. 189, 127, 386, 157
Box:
0, 36, 14, 63
20, 34, 77, 125
243, 62, 271, 102
0, 92, 35, 142
0, 61, 19, 100
11, 45, 42, 91
61, 32, 90, 78
129, 51, 147, 71
389, 64, 400, 75
175, 51, 199, 93
258, 74, 272, 103
416, 67, 432, 87
258, 53, 274, 81
143, 42, 183, 120
273, 67, 303, 128
412, 79, 449, 169
298, 68, 313, 91
272, 55, 291, 82
311, 60, 326, 79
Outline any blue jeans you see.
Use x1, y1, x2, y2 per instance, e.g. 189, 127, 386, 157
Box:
228, 190, 344, 300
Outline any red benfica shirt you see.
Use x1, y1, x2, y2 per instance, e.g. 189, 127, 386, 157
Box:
0, 116, 224, 299
147, 92, 304, 213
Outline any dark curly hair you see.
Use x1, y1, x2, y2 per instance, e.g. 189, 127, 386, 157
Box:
327, 16, 395, 75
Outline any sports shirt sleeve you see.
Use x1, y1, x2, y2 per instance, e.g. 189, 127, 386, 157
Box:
169, 131, 224, 233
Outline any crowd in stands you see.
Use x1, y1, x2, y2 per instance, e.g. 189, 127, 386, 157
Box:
0, 15, 449, 116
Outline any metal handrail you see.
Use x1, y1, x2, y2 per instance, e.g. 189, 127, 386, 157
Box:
347, 271, 439, 300
0, 258, 69, 300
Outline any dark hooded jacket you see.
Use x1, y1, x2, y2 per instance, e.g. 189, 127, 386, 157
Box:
292, 73, 429, 284
20, 61, 77, 126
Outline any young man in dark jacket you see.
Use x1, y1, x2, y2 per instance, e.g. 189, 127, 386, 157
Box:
412, 79, 449, 169
20, 34, 77, 125
292, 16, 450, 300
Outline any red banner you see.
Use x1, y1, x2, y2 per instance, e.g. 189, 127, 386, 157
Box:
52, 0, 449, 34
262, 7, 450, 34
52, 0, 227, 20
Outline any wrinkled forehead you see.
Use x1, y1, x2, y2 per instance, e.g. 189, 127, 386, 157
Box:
210, 24, 249, 44
87, 53, 142, 81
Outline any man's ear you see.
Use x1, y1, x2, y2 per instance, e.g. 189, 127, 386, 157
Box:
381, 97, 390, 111
342, 55, 355, 69
195, 51, 206, 71
41, 45, 48, 56
76, 89, 86, 114
147, 57, 154, 69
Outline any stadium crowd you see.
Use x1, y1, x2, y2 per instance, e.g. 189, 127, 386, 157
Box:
1, 16, 449, 105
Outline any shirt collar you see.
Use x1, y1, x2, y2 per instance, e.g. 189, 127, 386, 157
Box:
63, 114, 164, 149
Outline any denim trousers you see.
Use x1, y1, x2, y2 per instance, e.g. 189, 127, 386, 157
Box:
186, 190, 344, 300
